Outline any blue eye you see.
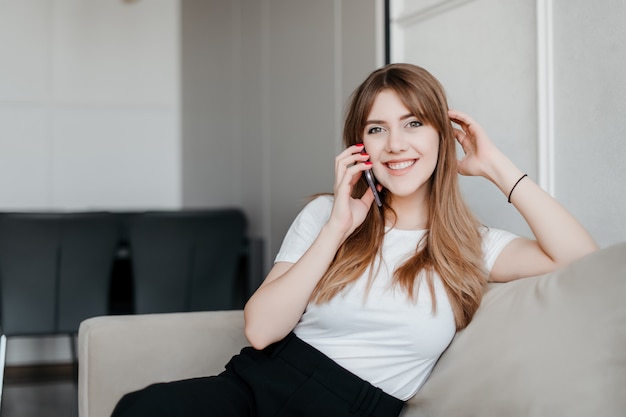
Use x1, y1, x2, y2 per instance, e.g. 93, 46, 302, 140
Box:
367, 126, 384, 134
407, 120, 422, 128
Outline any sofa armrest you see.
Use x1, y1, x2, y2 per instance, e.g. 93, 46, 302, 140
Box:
78, 310, 247, 417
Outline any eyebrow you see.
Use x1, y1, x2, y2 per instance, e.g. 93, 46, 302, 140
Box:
365, 113, 415, 125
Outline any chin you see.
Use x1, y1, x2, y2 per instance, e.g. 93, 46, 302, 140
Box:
384, 182, 430, 202
387, 189, 422, 200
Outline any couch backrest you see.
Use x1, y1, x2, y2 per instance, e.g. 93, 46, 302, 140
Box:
404, 242, 626, 417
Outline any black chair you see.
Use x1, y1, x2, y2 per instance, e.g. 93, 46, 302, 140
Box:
0, 212, 119, 407
128, 209, 247, 314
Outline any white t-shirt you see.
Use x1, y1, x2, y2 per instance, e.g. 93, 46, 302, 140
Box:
275, 195, 517, 400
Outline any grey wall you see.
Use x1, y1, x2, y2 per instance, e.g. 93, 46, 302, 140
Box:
391, 0, 537, 237
181, 0, 384, 269
391, 0, 626, 247
553, 0, 626, 247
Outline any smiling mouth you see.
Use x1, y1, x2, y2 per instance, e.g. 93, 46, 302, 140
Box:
386, 160, 416, 170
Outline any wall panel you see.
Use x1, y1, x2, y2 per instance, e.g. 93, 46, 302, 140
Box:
0, 0, 50, 102
552, 0, 626, 247
52, 107, 179, 209
52, 0, 179, 106
0, 107, 50, 209
0, 0, 180, 211
390, 0, 537, 236
392, 0, 625, 246
182, 0, 383, 265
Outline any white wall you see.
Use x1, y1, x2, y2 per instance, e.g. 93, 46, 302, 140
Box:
0, 0, 180, 211
390, 0, 626, 247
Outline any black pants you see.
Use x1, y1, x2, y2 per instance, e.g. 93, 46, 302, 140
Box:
111, 332, 405, 417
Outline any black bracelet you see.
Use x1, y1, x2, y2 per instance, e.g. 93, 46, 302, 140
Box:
507, 174, 528, 203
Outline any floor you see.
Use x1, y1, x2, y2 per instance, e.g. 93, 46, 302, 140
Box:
1, 365, 77, 417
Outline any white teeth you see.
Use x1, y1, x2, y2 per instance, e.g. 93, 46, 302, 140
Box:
387, 160, 416, 170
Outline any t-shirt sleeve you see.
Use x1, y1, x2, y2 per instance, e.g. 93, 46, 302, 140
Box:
274, 195, 334, 264
481, 227, 519, 273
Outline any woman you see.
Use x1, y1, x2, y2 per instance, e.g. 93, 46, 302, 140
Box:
112, 63, 597, 417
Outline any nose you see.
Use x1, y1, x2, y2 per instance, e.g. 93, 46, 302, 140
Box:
385, 128, 408, 153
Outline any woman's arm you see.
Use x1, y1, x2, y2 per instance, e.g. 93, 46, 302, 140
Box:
244, 144, 377, 349
244, 225, 344, 350
449, 110, 598, 282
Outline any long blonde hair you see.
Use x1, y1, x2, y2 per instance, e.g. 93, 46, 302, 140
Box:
311, 63, 487, 330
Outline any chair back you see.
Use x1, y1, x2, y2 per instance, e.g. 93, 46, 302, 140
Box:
57, 213, 120, 333
0, 214, 59, 335
129, 210, 247, 314
0, 213, 119, 336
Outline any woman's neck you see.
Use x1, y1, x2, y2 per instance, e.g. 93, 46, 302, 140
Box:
386, 194, 430, 231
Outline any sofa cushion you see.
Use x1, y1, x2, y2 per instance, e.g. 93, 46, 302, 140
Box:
403, 242, 626, 417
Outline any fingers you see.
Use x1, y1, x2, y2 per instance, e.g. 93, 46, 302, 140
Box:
449, 109, 493, 151
334, 144, 381, 211
453, 127, 467, 146
334, 144, 371, 187
331, 145, 378, 231
448, 109, 475, 128
449, 109, 489, 140
449, 110, 472, 146
335, 143, 368, 167
360, 185, 376, 206
449, 110, 505, 180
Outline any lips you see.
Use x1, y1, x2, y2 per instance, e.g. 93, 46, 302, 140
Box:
385, 159, 416, 170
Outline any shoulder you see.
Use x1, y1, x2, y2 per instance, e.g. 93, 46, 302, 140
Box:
304, 194, 334, 212
480, 226, 518, 247
274, 195, 333, 264
479, 226, 518, 272
295, 194, 334, 225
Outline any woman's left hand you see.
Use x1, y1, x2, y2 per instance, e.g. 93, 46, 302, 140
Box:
448, 109, 503, 181
448, 110, 598, 283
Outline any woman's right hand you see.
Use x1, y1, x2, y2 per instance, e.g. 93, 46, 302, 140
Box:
328, 144, 378, 241
244, 144, 379, 349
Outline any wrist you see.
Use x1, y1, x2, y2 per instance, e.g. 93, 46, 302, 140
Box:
321, 219, 352, 247
482, 152, 524, 198
507, 174, 528, 203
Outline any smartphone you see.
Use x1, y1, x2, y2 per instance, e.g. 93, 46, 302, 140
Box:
361, 148, 382, 207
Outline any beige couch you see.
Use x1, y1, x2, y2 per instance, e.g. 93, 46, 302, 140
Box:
78, 243, 626, 417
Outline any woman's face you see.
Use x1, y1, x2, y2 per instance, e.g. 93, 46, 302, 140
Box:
361, 89, 440, 204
